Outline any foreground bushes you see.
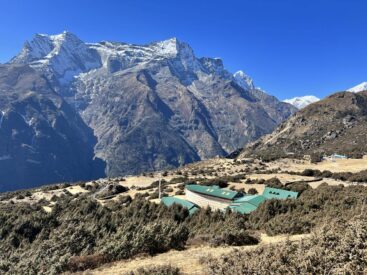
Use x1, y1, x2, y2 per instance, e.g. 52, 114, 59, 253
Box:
125, 264, 181, 275
209, 229, 259, 247
68, 254, 107, 272
0, 198, 190, 274
100, 221, 188, 261
203, 216, 367, 274
2, 183, 367, 273
0, 197, 254, 274
249, 183, 367, 235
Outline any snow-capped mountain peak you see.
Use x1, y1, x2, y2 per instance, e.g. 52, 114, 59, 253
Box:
3, 32, 298, 186
48, 31, 85, 51
283, 95, 320, 109
155, 37, 179, 56
233, 70, 255, 90
11, 31, 101, 85
154, 37, 184, 56
13, 34, 54, 62
347, 82, 367, 93
153, 37, 199, 72
13, 31, 84, 63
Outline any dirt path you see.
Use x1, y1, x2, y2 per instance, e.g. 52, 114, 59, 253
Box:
264, 124, 292, 145
269, 158, 367, 173
81, 233, 309, 275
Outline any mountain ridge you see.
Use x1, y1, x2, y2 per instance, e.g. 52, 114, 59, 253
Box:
2, 31, 296, 188
241, 90, 367, 160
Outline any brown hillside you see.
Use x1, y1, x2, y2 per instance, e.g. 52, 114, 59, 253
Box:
241, 90, 367, 160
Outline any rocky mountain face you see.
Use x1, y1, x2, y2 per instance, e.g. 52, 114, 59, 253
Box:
0, 64, 105, 191
284, 95, 320, 109
6, 32, 296, 184
234, 71, 296, 123
241, 91, 367, 160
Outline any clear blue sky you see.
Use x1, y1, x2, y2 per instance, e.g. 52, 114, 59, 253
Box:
0, 0, 366, 100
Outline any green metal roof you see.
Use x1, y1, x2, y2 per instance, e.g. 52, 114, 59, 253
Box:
230, 202, 258, 214
161, 196, 199, 215
229, 187, 298, 215
185, 184, 239, 200
262, 187, 298, 200
233, 195, 267, 207
233, 195, 259, 203
161, 196, 196, 209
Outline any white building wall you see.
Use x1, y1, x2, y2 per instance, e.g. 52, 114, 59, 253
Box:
185, 189, 232, 210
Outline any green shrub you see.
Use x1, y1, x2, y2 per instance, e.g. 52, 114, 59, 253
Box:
67, 254, 107, 272
347, 170, 367, 182
284, 182, 311, 195
162, 171, 169, 177
0, 198, 191, 273
247, 188, 258, 195
209, 229, 259, 247
15, 194, 25, 200
165, 187, 174, 193
332, 172, 353, 181
204, 217, 367, 274
199, 178, 228, 188
297, 169, 367, 182
249, 184, 367, 235
149, 192, 159, 199
175, 190, 184, 195
101, 220, 189, 260
264, 177, 282, 188
170, 177, 188, 184
95, 184, 129, 199
301, 169, 321, 177
125, 264, 181, 275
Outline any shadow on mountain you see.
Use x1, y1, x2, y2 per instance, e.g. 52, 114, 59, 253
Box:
0, 64, 106, 192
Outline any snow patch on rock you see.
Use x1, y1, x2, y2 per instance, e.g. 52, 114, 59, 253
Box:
233, 70, 255, 90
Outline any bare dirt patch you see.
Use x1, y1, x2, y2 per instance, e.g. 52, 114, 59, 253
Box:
268, 158, 367, 173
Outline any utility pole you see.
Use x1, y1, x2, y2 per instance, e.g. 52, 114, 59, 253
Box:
158, 178, 162, 200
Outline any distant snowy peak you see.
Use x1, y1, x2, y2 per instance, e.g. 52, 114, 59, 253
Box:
233, 70, 255, 90
10, 32, 277, 95
347, 82, 367, 93
153, 37, 194, 59
283, 95, 320, 109
147, 37, 199, 71
12, 31, 84, 63
90, 37, 200, 74
11, 32, 226, 84
11, 31, 101, 85
15, 34, 54, 62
